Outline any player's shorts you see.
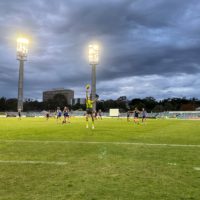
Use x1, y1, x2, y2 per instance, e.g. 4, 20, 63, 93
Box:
142, 115, 146, 118
86, 108, 93, 115
64, 113, 69, 117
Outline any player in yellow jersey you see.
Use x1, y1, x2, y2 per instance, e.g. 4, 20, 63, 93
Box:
85, 84, 98, 129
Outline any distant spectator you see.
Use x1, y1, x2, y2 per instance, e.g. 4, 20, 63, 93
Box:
18, 109, 22, 120
141, 108, 147, 124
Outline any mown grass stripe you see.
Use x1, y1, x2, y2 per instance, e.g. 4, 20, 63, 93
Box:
0, 139, 200, 147
0, 160, 67, 165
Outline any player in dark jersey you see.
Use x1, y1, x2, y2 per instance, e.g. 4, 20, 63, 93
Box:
94, 111, 98, 119
141, 108, 147, 124
98, 109, 102, 120
56, 107, 62, 123
62, 107, 70, 124
18, 109, 21, 120
133, 107, 140, 124
46, 110, 50, 121
127, 110, 131, 122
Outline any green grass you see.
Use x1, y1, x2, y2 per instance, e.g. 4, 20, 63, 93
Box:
0, 117, 200, 200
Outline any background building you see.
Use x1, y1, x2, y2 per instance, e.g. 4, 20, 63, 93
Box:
43, 88, 74, 105
72, 98, 86, 105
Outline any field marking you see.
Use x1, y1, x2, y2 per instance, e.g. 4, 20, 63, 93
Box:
0, 160, 67, 165
194, 167, 200, 171
168, 163, 177, 166
0, 139, 200, 148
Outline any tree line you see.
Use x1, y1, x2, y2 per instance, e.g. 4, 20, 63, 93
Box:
0, 96, 200, 112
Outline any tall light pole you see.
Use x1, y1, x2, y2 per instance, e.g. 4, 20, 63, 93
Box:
16, 38, 29, 111
89, 43, 99, 112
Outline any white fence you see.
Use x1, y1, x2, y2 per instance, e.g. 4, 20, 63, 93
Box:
1, 111, 200, 119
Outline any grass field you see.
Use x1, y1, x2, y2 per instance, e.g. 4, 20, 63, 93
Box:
0, 117, 200, 200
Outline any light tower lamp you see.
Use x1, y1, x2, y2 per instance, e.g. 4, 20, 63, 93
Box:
88, 43, 99, 112
17, 38, 29, 111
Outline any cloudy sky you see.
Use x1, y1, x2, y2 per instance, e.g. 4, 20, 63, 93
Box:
0, 0, 200, 100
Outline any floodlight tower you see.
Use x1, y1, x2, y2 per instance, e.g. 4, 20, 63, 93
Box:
16, 38, 29, 111
89, 43, 99, 112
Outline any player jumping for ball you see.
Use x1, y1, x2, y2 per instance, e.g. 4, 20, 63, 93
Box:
85, 84, 98, 129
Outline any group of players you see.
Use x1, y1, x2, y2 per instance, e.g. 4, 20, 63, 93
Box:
44, 106, 71, 124
84, 85, 147, 129
54, 106, 70, 124
44, 85, 101, 129
18, 85, 147, 129
43, 84, 101, 129
127, 108, 147, 124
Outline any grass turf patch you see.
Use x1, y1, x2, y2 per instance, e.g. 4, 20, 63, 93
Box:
0, 118, 200, 200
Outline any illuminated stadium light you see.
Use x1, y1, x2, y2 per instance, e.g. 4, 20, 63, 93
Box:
88, 43, 100, 111
16, 37, 29, 111
17, 38, 29, 60
89, 43, 99, 65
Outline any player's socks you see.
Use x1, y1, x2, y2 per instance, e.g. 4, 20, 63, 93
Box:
92, 122, 94, 129
86, 122, 89, 128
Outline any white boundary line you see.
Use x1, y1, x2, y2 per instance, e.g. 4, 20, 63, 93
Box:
0, 160, 67, 165
0, 139, 200, 148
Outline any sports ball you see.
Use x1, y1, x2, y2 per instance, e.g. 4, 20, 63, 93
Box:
86, 84, 90, 90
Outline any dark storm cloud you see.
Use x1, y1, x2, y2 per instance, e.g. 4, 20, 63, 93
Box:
0, 0, 200, 100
